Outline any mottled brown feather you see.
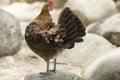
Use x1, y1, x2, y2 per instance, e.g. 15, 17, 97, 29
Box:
25, 5, 86, 62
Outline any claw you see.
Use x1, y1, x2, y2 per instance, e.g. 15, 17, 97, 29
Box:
39, 71, 51, 77
49, 70, 56, 73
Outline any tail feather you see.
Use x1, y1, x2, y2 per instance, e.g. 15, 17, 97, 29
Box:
73, 36, 83, 42
55, 7, 86, 49
74, 15, 86, 37
67, 25, 77, 36
60, 12, 73, 26
58, 8, 71, 23
65, 18, 75, 29
65, 31, 77, 41
66, 25, 76, 33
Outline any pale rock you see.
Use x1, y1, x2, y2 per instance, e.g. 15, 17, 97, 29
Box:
63, 33, 114, 68
0, 9, 22, 57
24, 71, 82, 80
65, 0, 118, 25
87, 13, 120, 46
1, 2, 45, 21
81, 47, 120, 80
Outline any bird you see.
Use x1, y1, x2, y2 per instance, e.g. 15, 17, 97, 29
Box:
25, 0, 86, 74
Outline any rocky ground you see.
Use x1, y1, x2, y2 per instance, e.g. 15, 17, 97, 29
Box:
0, 0, 120, 80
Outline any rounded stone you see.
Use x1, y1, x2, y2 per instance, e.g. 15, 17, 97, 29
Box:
63, 33, 113, 68
0, 9, 22, 57
81, 48, 120, 80
87, 13, 120, 46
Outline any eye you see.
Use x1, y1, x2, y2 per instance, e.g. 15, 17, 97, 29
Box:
50, 4, 52, 6
46, 5, 49, 8
48, 4, 51, 8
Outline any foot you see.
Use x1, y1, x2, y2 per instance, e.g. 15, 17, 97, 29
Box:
40, 72, 47, 75
39, 71, 52, 77
49, 69, 56, 73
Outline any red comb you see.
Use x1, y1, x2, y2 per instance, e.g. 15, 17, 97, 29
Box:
49, 0, 53, 1
48, 0, 54, 3
48, 0, 54, 5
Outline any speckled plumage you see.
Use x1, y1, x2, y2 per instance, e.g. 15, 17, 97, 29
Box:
25, 3, 86, 73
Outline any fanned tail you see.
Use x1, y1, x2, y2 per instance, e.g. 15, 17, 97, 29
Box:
53, 7, 86, 49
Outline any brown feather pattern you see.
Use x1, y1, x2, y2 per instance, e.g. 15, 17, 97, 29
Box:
25, 6, 86, 62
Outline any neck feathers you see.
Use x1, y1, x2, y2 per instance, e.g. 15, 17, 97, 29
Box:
36, 4, 51, 20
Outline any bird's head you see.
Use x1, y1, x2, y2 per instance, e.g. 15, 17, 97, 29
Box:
47, 0, 55, 11
43, 0, 54, 12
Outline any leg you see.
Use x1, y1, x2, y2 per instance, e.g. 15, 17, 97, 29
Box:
46, 60, 50, 73
53, 58, 57, 72
50, 58, 57, 73
40, 60, 50, 75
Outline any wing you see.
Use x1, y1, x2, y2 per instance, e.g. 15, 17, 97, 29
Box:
51, 7, 86, 49
25, 21, 56, 43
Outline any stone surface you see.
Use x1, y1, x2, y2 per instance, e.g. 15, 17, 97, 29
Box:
63, 33, 114, 68
65, 0, 118, 26
0, 9, 22, 57
87, 13, 120, 46
81, 47, 120, 80
24, 71, 82, 80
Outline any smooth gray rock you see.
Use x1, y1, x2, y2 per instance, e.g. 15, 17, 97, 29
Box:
0, 9, 22, 57
24, 71, 82, 80
81, 48, 120, 80
63, 33, 113, 68
87, 13, 120, 46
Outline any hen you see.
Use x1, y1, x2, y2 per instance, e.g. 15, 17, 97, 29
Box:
25, 0, 86, 74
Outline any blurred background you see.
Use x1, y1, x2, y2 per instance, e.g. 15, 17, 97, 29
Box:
0, 0, 120, 80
